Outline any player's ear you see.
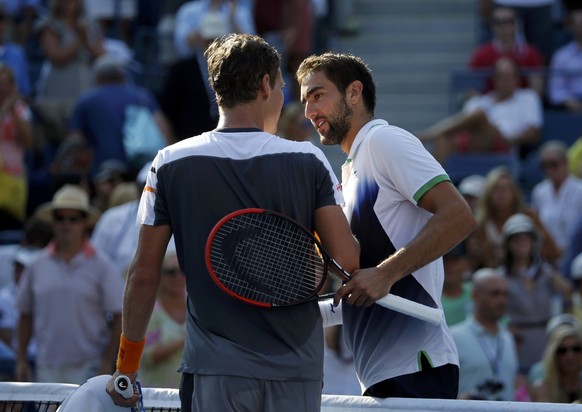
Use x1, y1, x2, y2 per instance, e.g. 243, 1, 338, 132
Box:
347, 81, 363, 103
260, 73, 271, 99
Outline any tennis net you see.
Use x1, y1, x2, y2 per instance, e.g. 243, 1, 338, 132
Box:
0, 381, 579, 412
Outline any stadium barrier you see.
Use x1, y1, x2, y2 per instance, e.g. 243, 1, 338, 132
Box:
1, 381, 581, 411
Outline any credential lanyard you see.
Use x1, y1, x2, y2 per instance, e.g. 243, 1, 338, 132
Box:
477, 332, 503, 377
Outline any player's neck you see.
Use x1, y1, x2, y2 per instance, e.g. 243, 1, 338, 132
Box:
217, 105, 267, 132
341, 113, 375, 155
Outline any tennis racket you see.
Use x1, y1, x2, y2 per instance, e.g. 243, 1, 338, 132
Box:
205, 208, 443, 325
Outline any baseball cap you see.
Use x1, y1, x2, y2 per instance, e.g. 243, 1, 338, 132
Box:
546, 313, 581, 336
502, 213, 538, 240
458, 174, 485, 198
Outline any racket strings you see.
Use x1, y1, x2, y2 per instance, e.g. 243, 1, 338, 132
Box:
209, 213, 325, 305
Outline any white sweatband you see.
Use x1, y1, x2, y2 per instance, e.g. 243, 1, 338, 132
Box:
318, 299, 343, 327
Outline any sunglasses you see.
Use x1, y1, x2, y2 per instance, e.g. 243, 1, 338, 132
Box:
53, 213, 85, 223
162, 267, 183, 277
540, 160, 561, 170
556, 345, 582, 355
488, 289, 509, 297
493, 17, 515, 25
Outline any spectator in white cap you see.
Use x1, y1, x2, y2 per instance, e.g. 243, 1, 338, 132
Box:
499, 213, 573, 375
15, 184, 124, 384
458, 174, 486, 214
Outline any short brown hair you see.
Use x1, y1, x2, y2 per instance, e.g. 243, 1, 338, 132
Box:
205, 34, 281, 109
296, 53, 376, 115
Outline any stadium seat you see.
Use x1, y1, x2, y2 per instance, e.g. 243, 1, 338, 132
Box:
541, 110, 582, 147
443, 153, 521, 185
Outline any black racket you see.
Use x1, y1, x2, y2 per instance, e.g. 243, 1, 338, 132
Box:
205, 208, 443, 325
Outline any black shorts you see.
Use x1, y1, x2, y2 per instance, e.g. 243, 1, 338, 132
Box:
363, 361, 459, 399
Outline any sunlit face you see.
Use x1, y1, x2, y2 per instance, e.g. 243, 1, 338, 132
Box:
556, 335, 582, 374
477, 276, 509, 320
490, 176, 515, 210
539, 152, 568, 182
507, 232, 534, 258
52, 208, 87, 244
300, 71, 353, 146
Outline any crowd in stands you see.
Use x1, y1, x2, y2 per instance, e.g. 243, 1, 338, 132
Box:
0, 0, 582, 406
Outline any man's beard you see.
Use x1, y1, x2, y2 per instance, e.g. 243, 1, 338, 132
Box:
319, 97, 353, 146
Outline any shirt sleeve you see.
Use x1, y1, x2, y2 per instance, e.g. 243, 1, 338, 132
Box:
548, 48, 572, 105
367, 125, 450, 205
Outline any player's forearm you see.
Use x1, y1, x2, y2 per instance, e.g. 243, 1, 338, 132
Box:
385, 199, 476, 277
122, 267, 159, 342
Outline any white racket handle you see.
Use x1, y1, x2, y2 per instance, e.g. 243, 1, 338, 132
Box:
114, 375, 134, 399
319, 299, 343, 327
376, 294, 443, 325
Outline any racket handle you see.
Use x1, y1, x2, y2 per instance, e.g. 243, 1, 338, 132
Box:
376, 294, 443, 325
318, 299, 343, 327
114, 375, 134, 398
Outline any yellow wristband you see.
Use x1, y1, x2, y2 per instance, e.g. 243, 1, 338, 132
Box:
116, 334, 145, 374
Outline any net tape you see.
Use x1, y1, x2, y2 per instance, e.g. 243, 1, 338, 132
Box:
0, 382, 578, 411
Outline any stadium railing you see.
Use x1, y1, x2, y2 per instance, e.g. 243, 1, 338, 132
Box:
0, 381, 580, 412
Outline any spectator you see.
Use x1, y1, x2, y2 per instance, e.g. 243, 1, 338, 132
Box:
570, 252, 582, 330
174, 0, 255, 60
277, 100, 313, 142
2, 0, 41, 45
139, 251, 186, 389
470, 5, 545, 95
548, 7, 582, 111
0, 247, 36, 350
254, 0, 314, 100
0, 5, 30, 97
571, 254, 582, 323
0, 64, 33, 231
442, 242, 474, 327
531, 323, 582, 402
91, 162, 154, 278
527, 313, 582, 389
452, 268, 518, 401
458, 174, 486, 214
90, 159, 130, 213
83, 0, 136, 46
156, 0, 190, 67
34, 0, 105, 145
499, 213, 572, 374
419, 57, 542, 164
561, 214, 582, 280
531, 140, 582, 258
15, 184, 124, 384
467, 166, 561, 269
64, 55, 171, 176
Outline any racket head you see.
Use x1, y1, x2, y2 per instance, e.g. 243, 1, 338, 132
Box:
205, 208, 328, 307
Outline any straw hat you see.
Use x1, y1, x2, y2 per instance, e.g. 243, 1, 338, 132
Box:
35, 184, 101, 227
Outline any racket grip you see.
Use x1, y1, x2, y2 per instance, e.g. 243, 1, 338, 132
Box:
376, 294, 443, 326
318, 299, 343, 327
114, 375, 134, 398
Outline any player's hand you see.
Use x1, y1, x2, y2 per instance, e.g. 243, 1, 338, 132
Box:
334, 267, 394, 307
105, 370, 141, 408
